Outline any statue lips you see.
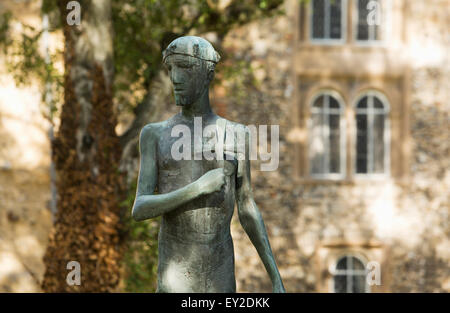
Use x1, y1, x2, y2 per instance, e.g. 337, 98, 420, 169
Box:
173, 84, 184, 92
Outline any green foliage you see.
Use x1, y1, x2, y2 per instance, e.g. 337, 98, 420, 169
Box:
7, 27, 45, 85
0, 9, 63, 121
122, 216, 160, 292
41, 0, 60, 14
120, 180, 160, 292
0, 0, 285, 118
1, 0, 285, 291
0, 11, 12, 52
110, 1, 283, 290
112, 0, 284, 111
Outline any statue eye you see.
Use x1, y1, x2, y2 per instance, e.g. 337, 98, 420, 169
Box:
177, 62, 193, 69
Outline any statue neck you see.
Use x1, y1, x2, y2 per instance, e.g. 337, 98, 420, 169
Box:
181, 87, 213, 120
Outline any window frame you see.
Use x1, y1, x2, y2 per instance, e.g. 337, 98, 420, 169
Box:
353, 90, 390, 179
353, 0, 389, 46
308, 90, 347, 180
309, 0, 348, 45
330, 254, 371, 293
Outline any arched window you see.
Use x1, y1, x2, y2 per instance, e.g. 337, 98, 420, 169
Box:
309, 91, 346, 178
355, 91, 389, 175
332, 255, 369, 293
356, 0, 384, 42
310, 0, 347, 42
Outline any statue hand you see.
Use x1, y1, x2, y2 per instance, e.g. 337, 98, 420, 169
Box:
197, 168, 226, 196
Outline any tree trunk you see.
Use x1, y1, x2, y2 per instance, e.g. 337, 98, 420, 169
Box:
42, 0, 123, 292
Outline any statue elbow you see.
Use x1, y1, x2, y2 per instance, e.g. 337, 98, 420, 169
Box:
238, 201, 259, 226
238, 208, 255, 227
131, 200, 144, 221
131, 207, 140, 221
132, 197, 158, 221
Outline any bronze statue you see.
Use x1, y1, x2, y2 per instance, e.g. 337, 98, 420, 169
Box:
132, 36, 285, 293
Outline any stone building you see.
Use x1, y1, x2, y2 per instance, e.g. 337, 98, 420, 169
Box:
0, 0, 448, 292
0, 0, 53, 292
227, 0, 449, 292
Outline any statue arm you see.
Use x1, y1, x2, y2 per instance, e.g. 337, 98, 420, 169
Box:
132, 125, 206, 221
236, 127, 286, 293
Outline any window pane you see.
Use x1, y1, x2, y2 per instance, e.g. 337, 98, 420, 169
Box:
329, 114, 341, 173
374, 96, 384, 109
373, 113, 385, 173
334, 256, 368, 293
358, 0, 381, 41
310, 113, 325, 174
310, 93, 344, 176
352, 275, 367, 293
357, 0, 370, 40
356, 113, 368, 173
336, 257, 347, 269
312, 0, 343, 40
372, 23, 380, 40
329, 96, 340, 109
312, 0, 325, 38
334, 275, 347, 293
357, 96, 368, 109
330, 0, 342, 39
351, 257, 365, 270
313, 95, 325, 109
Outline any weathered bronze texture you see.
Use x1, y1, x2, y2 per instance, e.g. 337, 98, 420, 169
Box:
132, 36, 285, 293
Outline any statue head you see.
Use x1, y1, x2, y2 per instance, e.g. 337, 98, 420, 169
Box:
163, 36, 220, 106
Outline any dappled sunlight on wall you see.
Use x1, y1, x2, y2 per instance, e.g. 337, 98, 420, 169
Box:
0, 251, 37, 292
0, 1, 53, 292
0, 79, 50, 170
366, 182, 421, 248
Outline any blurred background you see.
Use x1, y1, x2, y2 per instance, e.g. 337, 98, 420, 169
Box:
0, 0, 448, 292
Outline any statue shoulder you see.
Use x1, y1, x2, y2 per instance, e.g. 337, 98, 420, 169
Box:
222, 120, 251, 138
139, 121, 165, 142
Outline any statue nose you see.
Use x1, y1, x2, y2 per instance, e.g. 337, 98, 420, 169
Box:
171, 66, 188, 83
170, 69, 180, 83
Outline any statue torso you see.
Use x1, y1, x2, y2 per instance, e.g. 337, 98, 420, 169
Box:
154, 115, 237, 292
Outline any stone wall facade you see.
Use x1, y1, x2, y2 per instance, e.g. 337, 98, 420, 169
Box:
0, 0, 53, 292
0, 0, 448, 293
226, 0, 449, 292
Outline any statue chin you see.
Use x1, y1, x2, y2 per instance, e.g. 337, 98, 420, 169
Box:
176, 100, 191, 107
174, 95, 187, 106
174, 86, 207, 106
175, 94, 196, 107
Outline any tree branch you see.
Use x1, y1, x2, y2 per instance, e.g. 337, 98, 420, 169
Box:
119, 92, 153, 149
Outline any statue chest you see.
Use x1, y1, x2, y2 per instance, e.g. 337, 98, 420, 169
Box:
155, 122, 236, 193
155, 130, 236, 236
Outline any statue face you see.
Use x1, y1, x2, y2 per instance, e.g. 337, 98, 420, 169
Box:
164, 54, 212, 106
